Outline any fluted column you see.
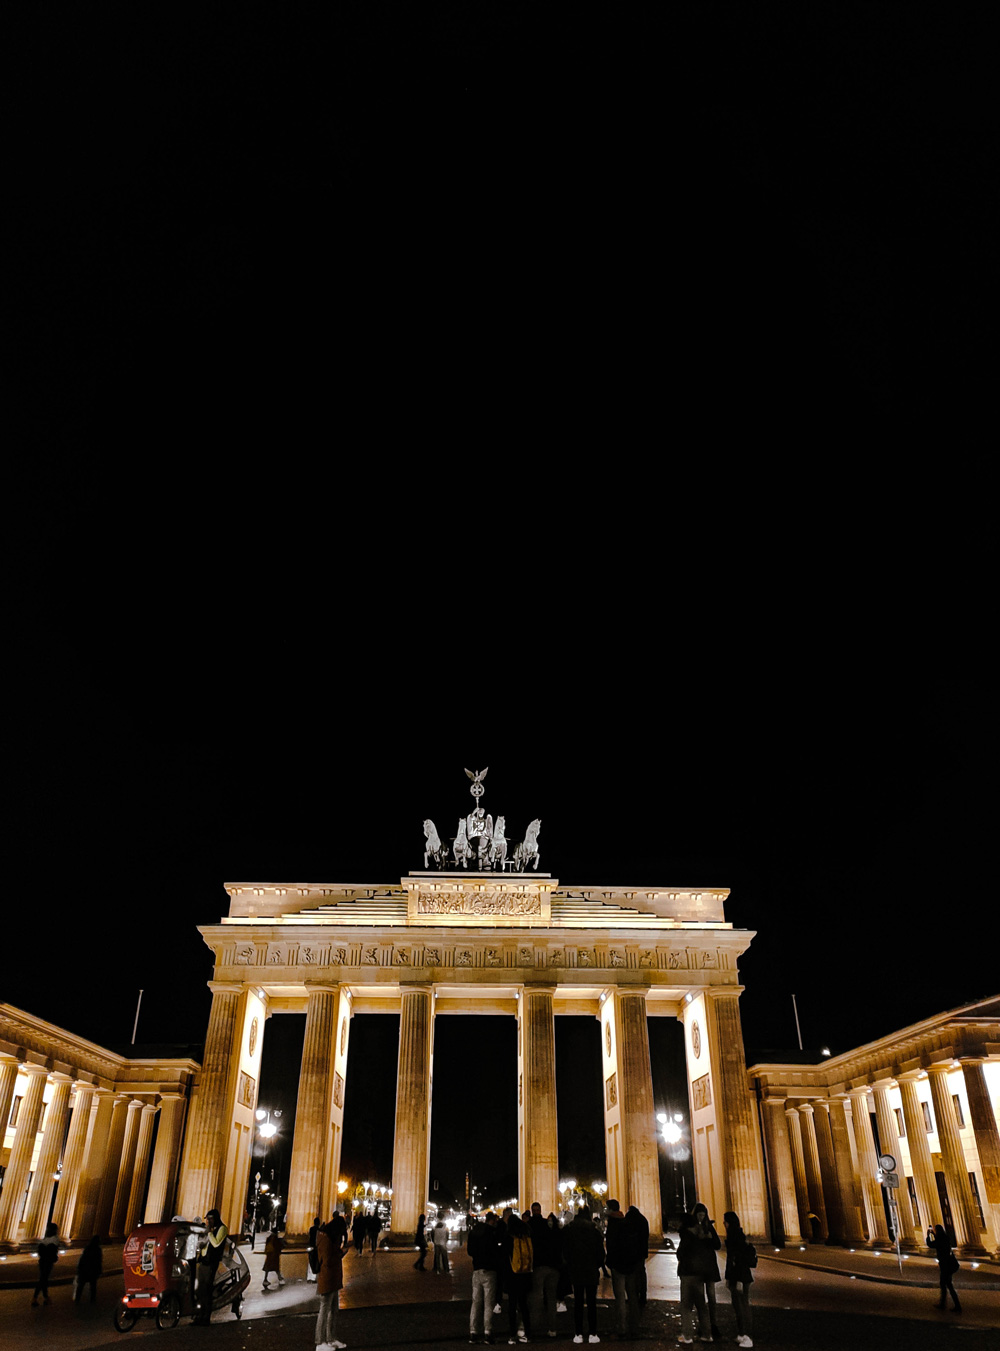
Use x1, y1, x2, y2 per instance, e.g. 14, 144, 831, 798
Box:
898, 1074, 943, 1232
176, 982, 242, 1220
785, 1105, 813, 1240
960, 1060, 1000, 1255
0, 1058, 19, 1151
124, 1103, 158, 1235
798, 1103, 829, 1241
109, 1099, 144, 1238
51, 1084, 96, 1235
812, 1103, 846, 1242
705, 990, 766, 1236
520, 988, 559, 1217
144, 1094, 188, 1224
71, 1089, 116, 1240
761, 1098, 802, 1243
22, 1075, 73, 1241
389, 986, 434, 1244
848, 1088, 889, 1244
0, 1065, 49, 1243
872, 1081, 919, 1245
927, 1064, 987, 1254
827, 1098, 866, 1243
286, 984, 338, 1237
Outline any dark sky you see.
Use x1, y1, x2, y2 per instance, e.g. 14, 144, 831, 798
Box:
9, 6, 995, 1207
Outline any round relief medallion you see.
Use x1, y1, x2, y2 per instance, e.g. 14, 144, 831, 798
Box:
248, 1016, 259, 1058
605, 1021, 612, 1057
691, 1020, 701, 1059
340, 1016, 347, 1056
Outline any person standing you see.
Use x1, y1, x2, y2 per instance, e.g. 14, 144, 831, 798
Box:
351, 1210, 365, 1253
31, 1222, 60, 1306
528, 1202, 562, 1339
261, 1225, 285, 1290
562, 1205, 604, 1345
605, 1199, 642, 1340
676, 1206, 719, 1344
723, 1211, 755, 1348
315, 1214, 349, 1351
74, 1235, 102, 1303
626, 1205, 650, 1307
414, 1213, 429, 1270
503, 1213, 533, 1344
367, 1210, 382, 1253
192, 1209, 229, 1323
307, 1216, 321, 1283
432, 1215, 450, 1273
468, 1211, 502, 1345
929, 1224, 962, 1312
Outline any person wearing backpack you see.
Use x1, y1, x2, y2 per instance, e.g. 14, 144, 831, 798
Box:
503, 1213, 533, 1344
605, 1199, 642, 1339
723, 1211, 756, 1348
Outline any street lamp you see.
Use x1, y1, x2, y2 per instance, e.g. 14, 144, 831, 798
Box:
657, 1110, 688, 1212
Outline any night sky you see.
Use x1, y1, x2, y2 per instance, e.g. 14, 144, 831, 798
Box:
9, 7, 995, 1211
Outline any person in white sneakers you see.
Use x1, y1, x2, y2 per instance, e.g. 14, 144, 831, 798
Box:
315, 1212, 350, 1351
723, 1211, 756, 1348
307, 1217, 321, 1283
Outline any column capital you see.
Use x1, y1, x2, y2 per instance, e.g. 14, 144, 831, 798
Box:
302, 981, 341, 996
156, 1091, 186, 1104
798, 1101, 816, 1115
398, 982, 434, 996
520, 985, 557, 998
138, 1101, 158, 1116
704, 985, 746, 1000
896, 1069, 925, 1082
207, 980, 244, 995
958, 1055, 988, 1065
784, 1103, 800, 1116
926, 1060, 956, 1076
18, 1062, 49, 1079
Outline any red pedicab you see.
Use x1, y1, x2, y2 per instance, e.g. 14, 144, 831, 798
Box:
114, 1218, 250, 1332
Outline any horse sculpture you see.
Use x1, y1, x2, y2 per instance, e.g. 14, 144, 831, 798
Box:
453, 817, 472, 868
513, 818, 541, 871
488, 815, 508, 870
423, 819, 447, 869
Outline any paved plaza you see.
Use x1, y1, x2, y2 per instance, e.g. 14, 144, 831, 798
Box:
0, 1238, 996, 1351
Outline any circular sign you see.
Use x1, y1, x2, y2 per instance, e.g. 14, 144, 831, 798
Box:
605, 1021, 612, 1057
248, 1017, 259, 1058
691, 1021, 702, 1059
878, 1152, 896, 1172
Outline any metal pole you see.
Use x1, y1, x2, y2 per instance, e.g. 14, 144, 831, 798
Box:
791, 993, 803, 1051
131, 989, 144, 1045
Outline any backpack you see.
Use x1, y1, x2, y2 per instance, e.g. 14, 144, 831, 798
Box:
511, 1235, 532, 1274
745, 1242, 758, 1269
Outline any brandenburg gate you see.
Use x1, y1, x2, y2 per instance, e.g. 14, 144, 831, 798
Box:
175, 775, 766, 1242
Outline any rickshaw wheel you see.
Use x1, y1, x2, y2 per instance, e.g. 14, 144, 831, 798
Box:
156, 1293, 181, 1330
114, 1304, 138, 1332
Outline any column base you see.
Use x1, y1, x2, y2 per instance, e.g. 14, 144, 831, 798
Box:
957, 1242, 991, 1258
383, 1231, 418, 1250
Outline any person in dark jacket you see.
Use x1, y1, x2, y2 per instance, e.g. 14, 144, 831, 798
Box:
723, 1211, 755, 1347
562, 1206, 604, 1344
468, 1212, 502, 1344
606, 1199, 643, 1339
414, 1213, 428, 1270
528, 1202, 563, 1338
626, 1205, 650, 1305
351, 1210, 366, 1253
503, 1214, 533, 1343
75, 1236, 102, 1303
307, 1216, 321, 1283
32, 1223, 60, 1306
676, 1206, 720, 1343
929, 1224, 962, 1312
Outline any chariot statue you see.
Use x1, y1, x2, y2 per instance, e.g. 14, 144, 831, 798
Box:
422, 819, 448, 869
488, 815, 508, 870
453, 817, 472, 868
513, 818, 541, 871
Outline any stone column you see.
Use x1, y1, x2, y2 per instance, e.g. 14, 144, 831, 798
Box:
785, 1105, 814, 1241
827, 1098, 866, 1244
520, 988, 559, 1217
176, 982, 242, 1220
761, 1098, 802, 1243
927, 1064, 988, 1254
71, 1089, 116, 1240
872, 1080, 919, 1246
94, 1095, 131, 1238
0, 1065, 49, 1244
286, 984, 338, 1238
109, 1099, 144, 1238
144, 1094, 188, 1224
22, 1074, 73, 1241
0, 1058, 19, 1149
389, 985, 434, 1244
705, 990, 766, 1237
797, 1104, 829, 1241
960, 1059, 1000, 1255
848, 1088, 890, 1245
897, 1074, 943, 1232
812, 1102, 846, 1243
124, 1103, 158, 1235
51, 1083, 96, 1236
613, 991, 662, 1235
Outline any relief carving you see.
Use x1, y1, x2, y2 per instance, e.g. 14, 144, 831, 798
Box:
424, 947, 441, 966
362, 946, 379, 965
639, 949, 655, 967
332, 947, 347, 965
609, 948, 626, 968
485, 948, 502, 967
701, 950, 717, 968
238, 1071, 256, 1110
237, 946, 256, 966
416, 888, 542, 916
518, 945, 534, 967
692, 1072, 712, 1111
578, 948, 594, 967
333, 1071, 344, 1109
301, 946, 314, 965
455, 948, 473, 967
268, 948, 284, 965
550, 949, 564, 966
392, 948, 410, 965
668, 950, 688, 969
606, 1072, 618, 1109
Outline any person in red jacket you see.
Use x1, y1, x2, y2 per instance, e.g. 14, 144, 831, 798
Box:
315, 1214, 349, 1351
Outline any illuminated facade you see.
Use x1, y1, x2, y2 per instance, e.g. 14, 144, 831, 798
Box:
0, 1004, 197, 1251
174, 874, 767, 1243
749, 995, 1000, 1258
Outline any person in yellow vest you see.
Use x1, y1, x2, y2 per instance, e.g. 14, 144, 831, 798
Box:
194, 1210, 229, 1324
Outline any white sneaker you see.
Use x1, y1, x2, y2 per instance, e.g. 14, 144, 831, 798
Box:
556, 1301, 568, 1313
494, 1304, 503, 1315
333, 1342, 348, 1350
678, 1339, 694, 1345
737, 1340, 753, 1349
573, 1338, 584, 1346
589, 1338, 601, 1345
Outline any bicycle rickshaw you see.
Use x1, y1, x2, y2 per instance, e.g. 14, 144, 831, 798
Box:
114, 1218, 250, 1331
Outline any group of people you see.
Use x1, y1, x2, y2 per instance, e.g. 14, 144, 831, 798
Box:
675, 1204, 756, 1348
462, 1198, 651, 1346
30, 1224, 102, 1307
350, 1210, 384, 1253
